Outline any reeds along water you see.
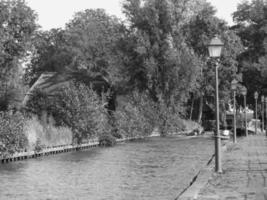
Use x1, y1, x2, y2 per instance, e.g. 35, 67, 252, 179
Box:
24, 115, 73, 150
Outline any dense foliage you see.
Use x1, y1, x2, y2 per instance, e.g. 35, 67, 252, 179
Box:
183, 1, 244, 124
0, 112, 28, 156
0, 0, 37, 110
233, 0, 267, 106
26, 82, 111, 144
115, 92, 157, 137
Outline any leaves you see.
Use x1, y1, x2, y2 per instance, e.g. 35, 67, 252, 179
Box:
233, 0, 267, 104
122, 0, 200, 107
0, 112, 28, 155
0, 0, 37, 110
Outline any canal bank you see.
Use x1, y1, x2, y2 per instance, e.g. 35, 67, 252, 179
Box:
176, 136, 231, 200
178, 134, 267, 200
0, 136, 147, 164
0, 126, 201, 164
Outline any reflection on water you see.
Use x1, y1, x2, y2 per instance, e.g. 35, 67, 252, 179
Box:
0, 136, 214, 200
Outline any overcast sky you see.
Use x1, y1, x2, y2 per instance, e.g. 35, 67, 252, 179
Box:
26, 0, 245, 30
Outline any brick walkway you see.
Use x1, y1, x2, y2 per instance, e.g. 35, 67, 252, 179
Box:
197, 134, 267, 200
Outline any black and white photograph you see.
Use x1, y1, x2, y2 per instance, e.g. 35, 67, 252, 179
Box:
0, 0, 267, 199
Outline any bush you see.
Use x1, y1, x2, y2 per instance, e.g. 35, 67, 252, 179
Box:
115, 92, 185, 137
24, 116, 73, 150
156, 99, 185, 136
24, 89, 51, 118
99, 134, 116, 147
25, 82, 112, 144
0, 112, 28, 156
115, 92, 156, 138
53, 82, 112, 143
34, 138, 44, 152
111, 131, 123, 139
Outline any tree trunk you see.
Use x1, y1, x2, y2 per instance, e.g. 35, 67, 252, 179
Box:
198, 95, 203, 124
189, 95, 195, 120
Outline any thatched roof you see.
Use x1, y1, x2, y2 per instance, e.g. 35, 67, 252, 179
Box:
22, 72, 72, 106
22, 71, 111, 107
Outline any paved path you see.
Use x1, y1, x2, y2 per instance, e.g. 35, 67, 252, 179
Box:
196, 134, 267, 200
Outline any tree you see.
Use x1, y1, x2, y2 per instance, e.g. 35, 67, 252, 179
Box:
24, 29, 72, 86
24, 10, 125, 112
65, 9, 126, 89
25, 82, 111, 144
0, 0, 37, 110
233, 0, 267, 105
183, 1, 244, 124
121, 0, 204, 134
122, 0, 200, 106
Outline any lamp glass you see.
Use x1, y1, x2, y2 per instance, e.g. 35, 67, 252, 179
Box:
261, 95, 265, 102
208, 46, 223, 58
208, 36, 224, 58
254, 91, 258, 99
241, 87, 247, 96
231, 79, 238, 91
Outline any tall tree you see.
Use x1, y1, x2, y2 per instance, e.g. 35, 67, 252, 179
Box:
65, 9, 126, 89
122, 0, 200, 109
233, 0, 267, 105
24, 29, 72, 86
0, 0, 37, 110
183, 1, 244, 123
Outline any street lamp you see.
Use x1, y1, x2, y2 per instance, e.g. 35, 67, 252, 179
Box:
208, 36, 224, 173
261, 95, 265, 133
254, 91, 258, 134
241, 86, 248, 137
231, 79, 238, 143
265, 97, 267, 136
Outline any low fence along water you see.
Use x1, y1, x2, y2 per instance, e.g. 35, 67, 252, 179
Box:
1, 137, 146, 163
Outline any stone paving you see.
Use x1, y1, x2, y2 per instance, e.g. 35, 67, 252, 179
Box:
197, 134, 267, 200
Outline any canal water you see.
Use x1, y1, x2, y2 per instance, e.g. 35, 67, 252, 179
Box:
0, 136, 214, 200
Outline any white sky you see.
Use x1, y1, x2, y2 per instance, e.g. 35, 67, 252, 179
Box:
26, 0, 245, 30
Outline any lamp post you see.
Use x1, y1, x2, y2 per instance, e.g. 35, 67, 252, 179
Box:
254, 91, 258, 134
241, 86, 248, 137
231, 79, 238, 143
265, 97, 267, 136
261, 95, 265, 133
208, 36, 224, 173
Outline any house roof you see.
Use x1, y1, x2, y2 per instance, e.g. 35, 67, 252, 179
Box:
22, 72, 72, 107
22, 71, 111, 107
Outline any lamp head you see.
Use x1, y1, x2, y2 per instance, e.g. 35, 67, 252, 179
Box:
208, 36, 224, 58
241, 86, 247, 96
231, 79, 238, 91
254, 91, 258, 100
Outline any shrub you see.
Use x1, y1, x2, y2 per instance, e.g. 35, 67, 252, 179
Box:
24, 89, 52, 118
111, 131, 123, 139
24, 116, 73, 150
114, 92, 157, 138
52, 82, 112, 143
156, 99, 185, 136
0, 112, 28, 156
34, 138, 44, 152
115, 92, 185, 137
26, 82, 112, 144
99, 134, 116, 147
